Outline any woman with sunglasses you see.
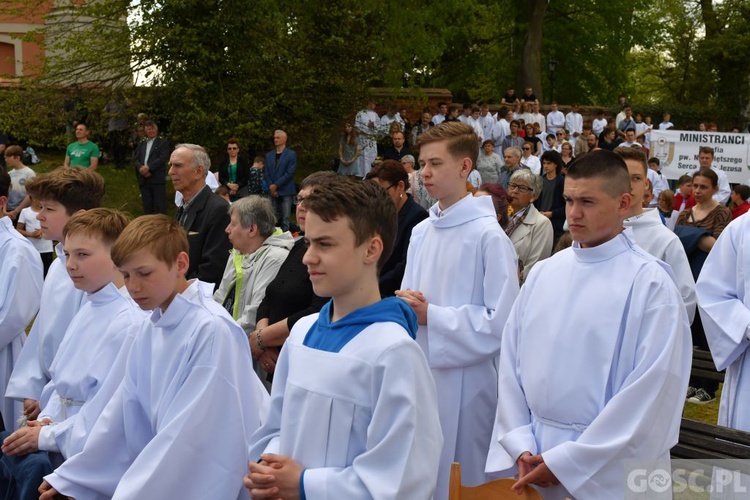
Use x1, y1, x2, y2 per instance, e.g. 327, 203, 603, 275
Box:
218, 138, 250, 201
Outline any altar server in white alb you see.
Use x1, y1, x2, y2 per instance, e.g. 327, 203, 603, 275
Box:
0, 209, 141, 498
40, 215, 269, 500
397, 122, 519, 499
696, 213, 750, 430
245, 177, 442, 499
0, 169, 43, 431
5, 168, 105, 427
486, 150, 691, 499
618, 147, 696, 323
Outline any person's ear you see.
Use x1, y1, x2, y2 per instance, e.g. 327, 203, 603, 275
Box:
175, 251, 190, 275
459, 158, 472, 178
363, 235, 383, 266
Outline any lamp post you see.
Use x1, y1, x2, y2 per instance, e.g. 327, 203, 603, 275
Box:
548, 58, 557, 104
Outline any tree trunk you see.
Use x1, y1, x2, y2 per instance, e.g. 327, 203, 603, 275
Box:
517, 0, 547, 103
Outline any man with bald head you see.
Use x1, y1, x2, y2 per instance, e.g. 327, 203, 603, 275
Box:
264, 130, 298, 231
486, 150, 691, 499
170, 144, 231, 289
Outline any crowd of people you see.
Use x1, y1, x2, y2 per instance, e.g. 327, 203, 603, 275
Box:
0, 91, 749, 499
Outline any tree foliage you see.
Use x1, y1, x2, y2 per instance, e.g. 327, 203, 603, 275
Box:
3, 0, 750, 155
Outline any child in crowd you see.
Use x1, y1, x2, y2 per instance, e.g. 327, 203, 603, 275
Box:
674, 174, 696, 212
731, 184, 750, 220
0, 169, 43, 431
5, 167, 104, 428
215, 184, 232, 204
40, 215, 269, 499
658, 189, 679, 230
3, 145, 36, 221
1, 209, 140, 500
397, 122, 519, 498
248, 156, 267, 196
245, 177, 442, 499
17, 196, 54, 276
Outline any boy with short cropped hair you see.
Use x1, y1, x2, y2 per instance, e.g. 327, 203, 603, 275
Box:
40, 214, 269, 500
5, 167, 103, 428
0, 169, 43, 431
396, 122, 519, 498
248, 155, 267, 195
245, 177, 442, 499
0, 208, 140, 500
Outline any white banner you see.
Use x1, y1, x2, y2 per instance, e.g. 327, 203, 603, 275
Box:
651, 130, 750, 184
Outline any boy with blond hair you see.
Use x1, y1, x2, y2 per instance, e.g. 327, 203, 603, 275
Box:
40, 215, 269, 500
6, 168, 102, 428
1, 208, 140, 500
0, 169, 43, 431
396, 122, 519, 498
245, 177, 442, 499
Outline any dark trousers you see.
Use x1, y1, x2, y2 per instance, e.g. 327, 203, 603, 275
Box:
108, 130, 128, 169
0, 431, 53, 500
40, 252, 54, 278
689, 313, 720, 395
140, 183, 167, 215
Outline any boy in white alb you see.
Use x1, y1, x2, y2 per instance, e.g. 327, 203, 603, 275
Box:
0, 209, 140, 500
486, 150, 691, 499
0, 169, 43, 432
5, 168, 105, 426
245, 177, 442, 499
618, 147, 696, 323
40, 215, 269, 500
696, 213, 750, 431
397, 122, 519, 499
17, 197, 54, 276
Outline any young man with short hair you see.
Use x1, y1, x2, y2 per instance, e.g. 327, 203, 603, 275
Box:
40, 215, 269, 499
246, 177, 442, 499
398, 122, 519, 498
619, 147, 696, 323
486, 150, 691, 498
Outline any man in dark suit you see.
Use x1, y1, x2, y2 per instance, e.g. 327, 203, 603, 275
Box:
134, 121, 169, 214
264, 130, 297, 231
170, 144, 231, 290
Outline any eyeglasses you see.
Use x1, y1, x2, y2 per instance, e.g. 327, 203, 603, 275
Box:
507, 183, 532, 194
522, 147, 531, 151
294, 195, 306, 204
556, 133, 564, 136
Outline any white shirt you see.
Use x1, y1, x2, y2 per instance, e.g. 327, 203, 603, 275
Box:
45, 281, 270, 500
249, 314, 443, 499
520, 154, 542, 176
37, 283, 143, 458
18, 207, 53, 254
546, 111, 565, 134
696, 214, 750, 431
0, 217, 43, 429
565, 112, 583, 136
431, 113, 446, 125
6, 242, 85, 408
623, 210, 696, 322
402, 194, 519, 499
712, 165, 731, 205
592, 118, 608, 137
487, 232, 691, 499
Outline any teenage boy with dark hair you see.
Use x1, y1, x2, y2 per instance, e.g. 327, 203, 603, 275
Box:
245, 177, 442, 499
